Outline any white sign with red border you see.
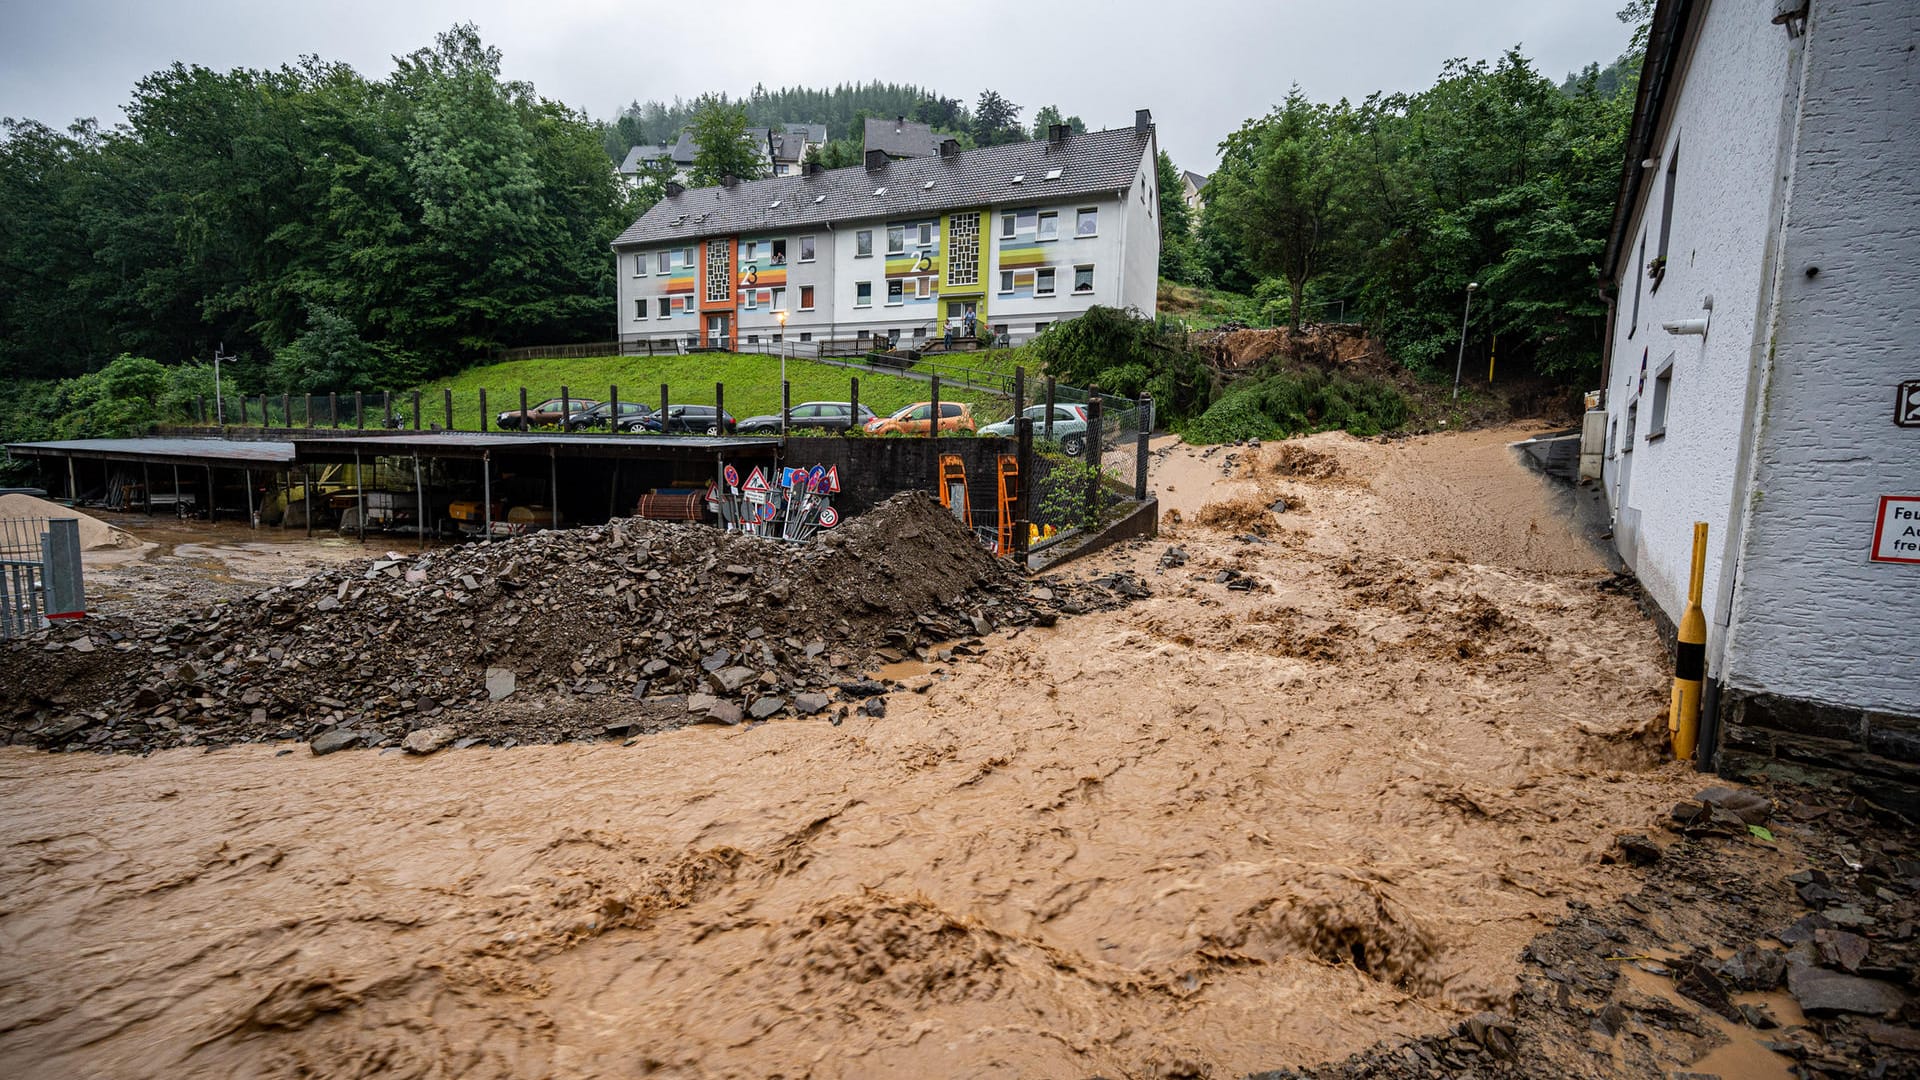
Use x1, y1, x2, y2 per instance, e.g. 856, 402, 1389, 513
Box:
1871, 496, 1920, 564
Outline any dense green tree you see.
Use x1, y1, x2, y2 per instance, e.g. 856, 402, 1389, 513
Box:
1155, 151, 1200, 284
1207, 90, 1347, 327
685, 95, 766, 186
971, 90, 1023, 146
1031, 105, 1087, 140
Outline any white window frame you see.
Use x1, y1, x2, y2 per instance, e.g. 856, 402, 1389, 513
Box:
800, 236, 816, 262
915, 277, 931, 299
1076, 207, 1097, 237
743, 289, 758, 311
771, 239, 786, 263
1037, 211, 1059, 241
657, 251, 671, 274
887, 226, 906, 255
1001, 213, 1016, 239
681, 296, 694, 313
999, 270, 1015, 294
855, 281, 873, 308
1649, 354, 1675, 439
1035, 268, 1056, 297
917, 222, 933, 246
744, 240, 759, 262
799, 285, 815, 311
771, 287, 784, 312
1073, 264, 1094, 293
634, 298, 647, 320
633, 253, 648, 277
657, 297, 672, 319
856, 230, 873, 258
886, 280, 904, 306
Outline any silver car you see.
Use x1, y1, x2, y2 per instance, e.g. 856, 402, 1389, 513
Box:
977, 404, 1090, 455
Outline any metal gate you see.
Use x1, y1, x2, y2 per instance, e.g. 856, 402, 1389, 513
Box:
0, 517, 85, 638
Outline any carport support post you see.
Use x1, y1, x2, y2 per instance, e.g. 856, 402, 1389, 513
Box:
329, 393, 339, 429
929, 375, 941, 441
519, 387, 529, 432
170, 465, 179, 514
354, 392, 364, 430
560, 386, 570, 432
1085, 391, 1103, 526
660, 383, 668, 421
206, 466, 215, 522
715, 383, 724, 430
1014, 417, 1033, 569
479, 389, 489, 432
482, 450, 493, 540
282, 394, 291, 429
443, 389, 453, 431
354, 449, 366, 542
1044, 377, 1057, 440
609, 385, 619, 432
1136, 393, 1152, 501
303, 468, 313, 538
141, 462, 152, 516
1013, 366, 1025, 418
244, 468, 255, 527
849, 377, 859, 428
413, 454, 426, 550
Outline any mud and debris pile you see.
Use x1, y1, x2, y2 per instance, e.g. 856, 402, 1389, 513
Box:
3, 493, 1148, 753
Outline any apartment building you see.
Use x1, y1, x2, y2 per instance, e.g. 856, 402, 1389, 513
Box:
611, 112, 1161, 353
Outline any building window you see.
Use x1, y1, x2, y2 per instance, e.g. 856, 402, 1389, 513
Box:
1001, 212, 1016, 239
917, 222, 933, 246
680, 247, 694, 266
1076, 207, 1097, 236
771, 239, 787, 264
1630, 233, 1644, 336
634, 298, 646, 319
856, 230, 873, 257
743, 290, 757, 310
1623, 400, 1638, 453
748, 334, 760, 344
1649, 354, 1674, 439
681, 296, 694, 313
856, 282, 872, 307
800, 285, 815, 310
1037, 211, 1058, 241
633, 253, 647, 276
1035, 268, 1056, 296
800, 236, 815, 262
705, 239, 731, 302
991, 323, 1006, 338
1073, 265, 1094, 293
946, 213, 979, 286
657, 251, 671, 274
657, 298, 672, 318
913, 326, 926, 339
886, 280, 904, 305
999, 270, 1015, 294
915, 277, 931, 299
1658, 147, 1679, 266
800, 332, 812, 342
1035, 322, 1050, 334
858, 329, 871, 341
771, 287, 784, 311
744, 240, 759, 262
887, 226, 906, 254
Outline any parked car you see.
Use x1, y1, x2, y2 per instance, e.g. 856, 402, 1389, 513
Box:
496, 397, 599, 430
864, 401, 976, 436
565, 400, 656, 432
736, 401, 878, 435
977, 404, 1091, 455
638, 405, 738, 435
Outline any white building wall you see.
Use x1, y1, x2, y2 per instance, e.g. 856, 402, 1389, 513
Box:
1601, 0, 1796, 644
1118, 141, 1162, 316
1720, 0, 1920, 714
985, 193, 1130, 342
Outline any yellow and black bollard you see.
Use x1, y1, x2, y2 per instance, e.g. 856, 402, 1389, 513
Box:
1669, 522, 1709, 761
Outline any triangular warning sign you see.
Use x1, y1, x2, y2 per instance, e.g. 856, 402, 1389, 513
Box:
825, 465, 841, 493
744, 466, 771, 493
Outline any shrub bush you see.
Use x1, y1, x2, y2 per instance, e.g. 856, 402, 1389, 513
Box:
1181, 367, 1407, 444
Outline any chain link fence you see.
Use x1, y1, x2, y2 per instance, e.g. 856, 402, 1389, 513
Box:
0, 517, 84, 638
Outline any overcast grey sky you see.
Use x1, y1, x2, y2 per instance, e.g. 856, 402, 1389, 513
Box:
0, 0, 1633, 170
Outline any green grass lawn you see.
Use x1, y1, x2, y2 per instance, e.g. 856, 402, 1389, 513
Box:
407, 353, 1013, 431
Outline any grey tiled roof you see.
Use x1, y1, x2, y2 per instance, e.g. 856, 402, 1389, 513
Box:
864, 117, 943, 159
1182, 170, 1209, 189
614, 124, 1152, 248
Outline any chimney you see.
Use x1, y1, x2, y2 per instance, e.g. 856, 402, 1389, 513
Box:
665, 180, 685, 197
1048, 123, 1070, 147
896, 115, 906, 131
804, 161, 824, 177
865, 148, 889, 171
1135, 108, 1153, 134
940, 138, 960, 159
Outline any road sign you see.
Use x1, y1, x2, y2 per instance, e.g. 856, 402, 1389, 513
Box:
1897, 381, 1920, 427
824, 465, 841, 493
818, 506, 840, 528
745, 466, 770, 493
1871, 495, 1920, 564
723, 464, 740, 487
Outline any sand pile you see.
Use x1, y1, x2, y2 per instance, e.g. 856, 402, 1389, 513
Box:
0, 493, 138, 551
3, 493, 1145, 753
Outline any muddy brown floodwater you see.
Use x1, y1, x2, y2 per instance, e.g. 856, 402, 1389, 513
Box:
0, 427, 1703, 1079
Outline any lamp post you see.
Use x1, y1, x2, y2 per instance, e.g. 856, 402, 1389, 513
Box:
775, 309, 789, 435
1451, 282, 1479, 403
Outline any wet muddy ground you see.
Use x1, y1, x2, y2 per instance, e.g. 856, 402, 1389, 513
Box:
1, 428, 1910, 1078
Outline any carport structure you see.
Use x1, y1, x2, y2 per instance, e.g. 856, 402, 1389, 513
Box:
2, 437, 298, 525
289, 431, 782, 542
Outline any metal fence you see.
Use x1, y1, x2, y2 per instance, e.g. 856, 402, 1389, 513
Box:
0, 517, 84, 638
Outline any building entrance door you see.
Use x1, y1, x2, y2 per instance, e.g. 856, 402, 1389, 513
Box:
705, 314, 729, 348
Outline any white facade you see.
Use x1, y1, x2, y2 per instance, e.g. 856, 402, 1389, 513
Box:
1599, 0, 1920, 761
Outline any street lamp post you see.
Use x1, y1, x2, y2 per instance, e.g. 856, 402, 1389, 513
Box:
776, 309, 789, 435
1452, 282, 1480, 403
